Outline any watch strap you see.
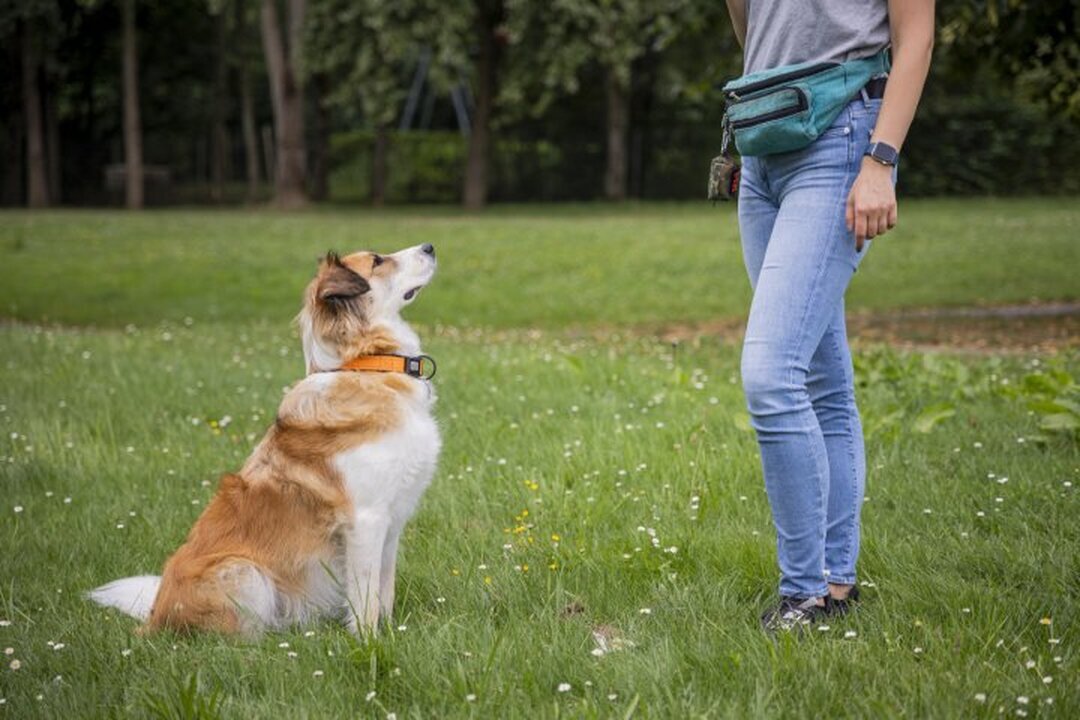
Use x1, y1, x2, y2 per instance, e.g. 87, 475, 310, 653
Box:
865, 141, 899, 166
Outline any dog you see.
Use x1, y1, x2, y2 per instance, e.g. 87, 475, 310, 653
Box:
89, 243, 441, 635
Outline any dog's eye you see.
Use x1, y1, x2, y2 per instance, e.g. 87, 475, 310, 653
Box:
371, 254, 384, 267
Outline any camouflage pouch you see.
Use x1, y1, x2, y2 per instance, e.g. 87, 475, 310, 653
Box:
708, 155, 740, 201
708, 120, 740, 202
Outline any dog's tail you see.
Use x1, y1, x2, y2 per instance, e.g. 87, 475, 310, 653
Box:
87, 575, 161, 621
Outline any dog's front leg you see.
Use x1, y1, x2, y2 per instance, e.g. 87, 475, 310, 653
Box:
344, 511, 389, 634
378, 525, 402, 621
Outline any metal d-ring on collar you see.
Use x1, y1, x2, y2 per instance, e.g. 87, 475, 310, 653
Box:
404, 354, 437, 380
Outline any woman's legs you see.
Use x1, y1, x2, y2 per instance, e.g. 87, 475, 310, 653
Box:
737, 109, 871, 600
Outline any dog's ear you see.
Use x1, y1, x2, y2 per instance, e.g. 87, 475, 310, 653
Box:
317, 253, 370, 307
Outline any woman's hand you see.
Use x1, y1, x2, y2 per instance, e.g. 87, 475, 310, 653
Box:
845, 158, 897, 250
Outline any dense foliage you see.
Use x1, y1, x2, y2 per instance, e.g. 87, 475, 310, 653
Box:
1, 0, 1076, 205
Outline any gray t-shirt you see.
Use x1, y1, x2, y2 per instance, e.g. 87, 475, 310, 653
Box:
743, 0, 891, 74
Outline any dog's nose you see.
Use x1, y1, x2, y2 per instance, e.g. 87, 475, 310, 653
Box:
421, 243, 436, 257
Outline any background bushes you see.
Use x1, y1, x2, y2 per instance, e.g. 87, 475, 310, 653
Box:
329, 93, 1080, 203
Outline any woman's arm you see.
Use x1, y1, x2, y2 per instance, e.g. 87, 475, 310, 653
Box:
725, 0, 747, 48
846, 0, 935, 248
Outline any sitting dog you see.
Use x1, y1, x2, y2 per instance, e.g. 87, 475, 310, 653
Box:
90, 244, 440, 635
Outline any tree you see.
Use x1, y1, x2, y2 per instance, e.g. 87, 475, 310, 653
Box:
306, 0, 395, 206
260, 0, 308, 208
508, 0, 703, 201
239, 67, 262, 202
4, 1, 60, 207
462, 0, 506, 209
229, 0, 263, 203
308, 72, 330, 202
44, 56, 60, 203
937, 0, 1079, 119
21, 16, 48, 207
306, 0, 469, 206
209, 3, 229, 202
121, 0, 143, 208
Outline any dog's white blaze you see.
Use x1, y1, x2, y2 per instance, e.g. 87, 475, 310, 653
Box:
332, 399, 440, 628
335, 415, 440, 514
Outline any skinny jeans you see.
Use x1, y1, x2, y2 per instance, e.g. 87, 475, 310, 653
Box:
737, 96, 888, 599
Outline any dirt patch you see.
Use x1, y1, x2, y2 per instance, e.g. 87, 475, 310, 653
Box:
655, 302, 1080, 353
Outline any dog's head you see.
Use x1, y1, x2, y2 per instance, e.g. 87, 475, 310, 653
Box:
298, 244, 437, 373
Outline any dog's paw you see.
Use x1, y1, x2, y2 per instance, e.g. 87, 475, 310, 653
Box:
345, 614, 378, 637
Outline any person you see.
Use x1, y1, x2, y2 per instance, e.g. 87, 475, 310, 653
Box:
722, 0, 935, 631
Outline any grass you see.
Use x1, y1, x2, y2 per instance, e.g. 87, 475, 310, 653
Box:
0, 198, 1077, 330
1, 200, 1078, 718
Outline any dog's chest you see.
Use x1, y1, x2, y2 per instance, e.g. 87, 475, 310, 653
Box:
332, 409, 440, 518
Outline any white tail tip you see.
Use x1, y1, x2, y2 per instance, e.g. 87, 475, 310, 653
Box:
87, 575, 161, 621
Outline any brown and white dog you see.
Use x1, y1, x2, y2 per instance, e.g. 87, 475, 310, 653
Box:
89, 244, 440, 635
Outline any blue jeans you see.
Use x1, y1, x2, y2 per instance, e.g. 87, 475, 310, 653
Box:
737, 97, 887, 599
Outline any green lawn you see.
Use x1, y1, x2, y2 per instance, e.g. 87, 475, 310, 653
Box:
1, 201, 1077, 718
1, 198, 1078, 330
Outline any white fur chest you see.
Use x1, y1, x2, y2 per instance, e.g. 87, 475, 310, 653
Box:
332, 393, 441, 522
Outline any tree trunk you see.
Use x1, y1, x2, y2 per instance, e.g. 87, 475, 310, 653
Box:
210, 7, 229, 202
603, 66, 629, 202
3, 104, 24, 206
628, 52, 657, 199
22, 23, 49, 208
371, 125, 390, 207
463, 0, 505, 210
240, 69, 261, 202
310, 73, 330, 202
261, 124, 275, 188
122, 0, 144, 209
236, 0, 261, 203
45, 74, 61, 204
260, 0, 308, 208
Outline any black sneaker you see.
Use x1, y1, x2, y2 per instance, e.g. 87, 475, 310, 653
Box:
760, 596, 826, 632
823, 586, 861, 617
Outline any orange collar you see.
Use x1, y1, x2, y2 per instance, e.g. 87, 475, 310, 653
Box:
338, 354, 437, 380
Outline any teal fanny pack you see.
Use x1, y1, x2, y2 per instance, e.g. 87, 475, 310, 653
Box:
721, 48, 891, 157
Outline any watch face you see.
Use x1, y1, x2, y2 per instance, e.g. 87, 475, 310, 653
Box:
870, 143, 898, 165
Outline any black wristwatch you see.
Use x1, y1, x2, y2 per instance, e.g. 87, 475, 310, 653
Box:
864, 141, 899, 167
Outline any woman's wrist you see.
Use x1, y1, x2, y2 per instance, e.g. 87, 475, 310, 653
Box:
860, 156, 894, 175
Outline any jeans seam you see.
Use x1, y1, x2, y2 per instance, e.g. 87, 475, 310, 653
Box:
784, 129, 857, 596
837, 110, 877, 580
843, 350, 859, 577
834, 327, 859, 579
785, 264, 828, 595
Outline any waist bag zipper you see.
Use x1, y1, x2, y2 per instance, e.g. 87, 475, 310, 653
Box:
729, 88, 809, 129
726, 61, 838, 101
